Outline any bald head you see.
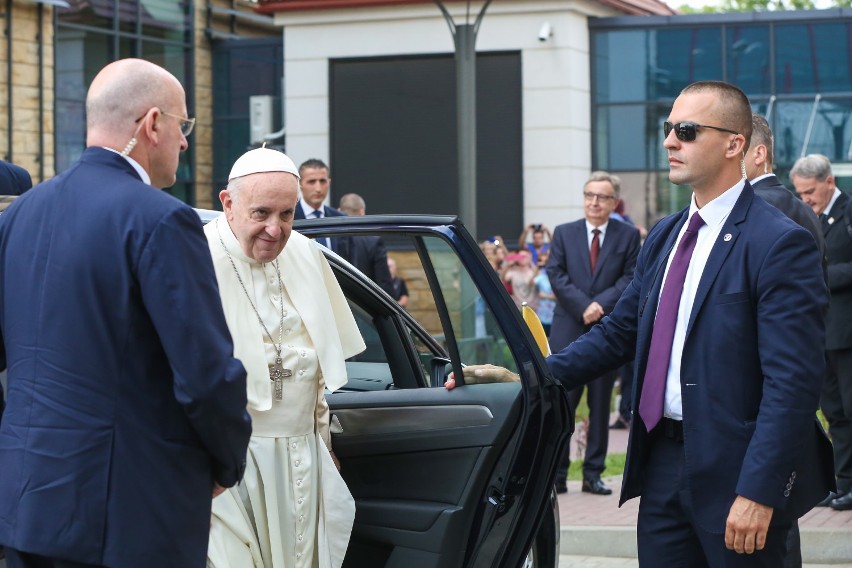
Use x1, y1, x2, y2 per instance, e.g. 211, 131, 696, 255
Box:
339, 193, 366, 216
682, 81, 752, 151
86, 59, 184, 146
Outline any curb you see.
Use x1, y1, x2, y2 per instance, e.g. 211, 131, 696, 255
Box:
560, 526, 852, 564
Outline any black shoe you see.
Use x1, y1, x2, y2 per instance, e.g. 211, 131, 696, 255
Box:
830, 490, 852, 511
555, 482, 567, 495
582, 477, 613, 495
610, 417, 629, 430
817, 491, 838, 507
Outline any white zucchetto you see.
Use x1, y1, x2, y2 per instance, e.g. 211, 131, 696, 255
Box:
228, 147, 300, 181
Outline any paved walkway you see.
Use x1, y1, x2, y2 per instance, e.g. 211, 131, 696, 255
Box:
558, 416, 852, 564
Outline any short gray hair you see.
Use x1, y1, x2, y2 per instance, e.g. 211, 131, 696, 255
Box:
585, 171, 621, 197
790, 154, 833, 181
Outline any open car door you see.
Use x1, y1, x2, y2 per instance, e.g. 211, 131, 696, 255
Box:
297, 215, 570, 568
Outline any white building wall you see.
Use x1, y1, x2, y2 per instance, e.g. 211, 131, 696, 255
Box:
277, 0, 622, 229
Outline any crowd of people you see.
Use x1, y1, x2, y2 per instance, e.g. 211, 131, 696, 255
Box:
0, 57, 849, 568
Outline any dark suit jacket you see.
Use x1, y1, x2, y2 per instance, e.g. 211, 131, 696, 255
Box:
294, 202, 345, 220
752, 174, 826, 277
547, 183, 834, 532
0, 148, 251, 567
339, 234, 395, 296
0, 160, 32, 196
822, 191, 852, 350
546, 218, 640, 352
295, 201, 346, 252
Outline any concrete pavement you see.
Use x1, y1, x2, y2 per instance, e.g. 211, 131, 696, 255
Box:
558, 418, 852, 565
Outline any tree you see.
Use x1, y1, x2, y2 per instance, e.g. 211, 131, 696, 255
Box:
677, 0, 851, 13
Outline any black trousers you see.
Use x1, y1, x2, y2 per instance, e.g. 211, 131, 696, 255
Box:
5, 550, 102, 568
822, 347, 852, 493
557, 370, 617, 481
637, 435, 791, 567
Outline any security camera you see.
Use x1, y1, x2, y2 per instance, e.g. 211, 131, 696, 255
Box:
538, 22, 552, 42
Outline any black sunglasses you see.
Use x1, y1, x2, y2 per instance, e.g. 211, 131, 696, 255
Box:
664, 121, 739, 142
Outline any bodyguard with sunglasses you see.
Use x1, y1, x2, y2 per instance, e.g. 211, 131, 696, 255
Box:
458, 81, 834, 566
0, 59, 251, 568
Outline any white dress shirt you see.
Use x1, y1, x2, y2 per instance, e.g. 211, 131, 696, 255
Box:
585, 220, 610, 249
661, 180, 745, 420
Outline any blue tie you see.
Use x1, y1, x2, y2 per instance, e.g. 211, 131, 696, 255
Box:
310, 210, 331, 250
638, 212, 705, 431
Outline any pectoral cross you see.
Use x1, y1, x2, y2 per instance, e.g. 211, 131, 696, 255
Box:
270, 357, 292, 401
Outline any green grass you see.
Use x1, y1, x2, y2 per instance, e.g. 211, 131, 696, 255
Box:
567, 452, 627, 481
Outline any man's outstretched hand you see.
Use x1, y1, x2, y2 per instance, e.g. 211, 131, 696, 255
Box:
445, 364, 520, 390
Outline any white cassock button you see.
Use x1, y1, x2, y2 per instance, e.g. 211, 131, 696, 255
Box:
296, 479, 302, 486
295, 460, 301, 466
298, 497, 304, 504
298, 535, 303, 542
297, 553, 302, 559
299, 515, 305, 522
299, 369, 306, 376
291, 443, 297, 449
301, 350, 306, 357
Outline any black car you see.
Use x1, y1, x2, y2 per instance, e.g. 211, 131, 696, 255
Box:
283, 213, 571, 568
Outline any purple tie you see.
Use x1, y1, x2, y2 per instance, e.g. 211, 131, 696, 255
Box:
639, 212, 706, 432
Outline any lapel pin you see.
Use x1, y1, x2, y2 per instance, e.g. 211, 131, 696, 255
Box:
828, 217, 835, 225
723, 233, 732, 242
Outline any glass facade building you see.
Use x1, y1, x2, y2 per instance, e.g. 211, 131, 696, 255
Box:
590, 9, 852, 222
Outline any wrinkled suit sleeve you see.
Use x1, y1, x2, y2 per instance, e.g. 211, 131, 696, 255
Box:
138, 207, 251, 488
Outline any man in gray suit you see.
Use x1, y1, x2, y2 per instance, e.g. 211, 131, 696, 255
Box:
546, 171, 641, 494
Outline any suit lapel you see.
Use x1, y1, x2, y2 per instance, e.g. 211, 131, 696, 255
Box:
824, 192, 849, 238
685, 184, 752, 338
571, 222, 594, 281
592, 221, 619, 279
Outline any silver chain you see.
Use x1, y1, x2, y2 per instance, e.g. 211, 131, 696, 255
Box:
217, 219, 285, 359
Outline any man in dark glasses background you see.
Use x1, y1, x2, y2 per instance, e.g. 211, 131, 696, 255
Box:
457, 80, 833, 566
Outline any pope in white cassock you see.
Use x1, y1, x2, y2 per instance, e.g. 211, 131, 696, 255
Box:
205, 147, 365, 568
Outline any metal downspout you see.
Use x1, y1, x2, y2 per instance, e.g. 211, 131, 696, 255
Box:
5, 0, 12, 162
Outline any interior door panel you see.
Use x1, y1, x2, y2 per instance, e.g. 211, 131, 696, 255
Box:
329, 382, 523, 567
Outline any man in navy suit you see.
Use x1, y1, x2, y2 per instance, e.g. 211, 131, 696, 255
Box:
295, 158, 344, 251
337, 192, 395, 296
454, 81, 833, 565
0, 59, 252, 568
547, 171, 640, 495
0, 160, 32, 196
791, 154, 852, 513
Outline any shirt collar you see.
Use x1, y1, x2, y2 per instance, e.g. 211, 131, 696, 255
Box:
824, 187, 842, 216
300, 198, 322, 217
749, 173, 774, 185
102, 146, 151, 186
688, 178, 745, 228
585, 219, 610, 235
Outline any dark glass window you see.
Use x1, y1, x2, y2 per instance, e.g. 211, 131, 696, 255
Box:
772, 98, 852, 166
594, 30, 650, 103
726, 25, 771, 96
595, 104, 671, 171
55, 0, 194, 203
775, 22, 852, 95
652, 28, 723, 100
